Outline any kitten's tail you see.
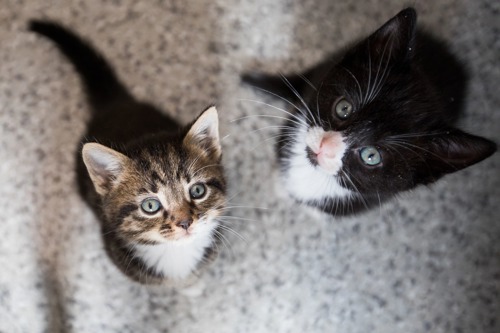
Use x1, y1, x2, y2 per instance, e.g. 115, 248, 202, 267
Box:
29, 20, 131, 109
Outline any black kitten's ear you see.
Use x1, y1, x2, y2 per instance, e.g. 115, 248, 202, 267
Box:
419, 129, 497, 183
184, 106, 221, 159
82, 143, 130, 196
366, 7, 417, 64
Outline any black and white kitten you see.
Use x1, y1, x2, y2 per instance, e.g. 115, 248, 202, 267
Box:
244, 8, 496, 215
29, 21, 226, 285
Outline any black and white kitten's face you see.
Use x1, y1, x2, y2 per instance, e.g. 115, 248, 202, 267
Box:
281, 8, 496, 215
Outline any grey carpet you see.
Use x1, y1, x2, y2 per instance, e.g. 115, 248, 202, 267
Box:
0, 1, 498, 332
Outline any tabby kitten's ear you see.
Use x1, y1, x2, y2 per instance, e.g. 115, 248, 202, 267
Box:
82, 143, 130, 196
418, 129, 497, 184
366, 7, 417, 64
183, 106, 221, 159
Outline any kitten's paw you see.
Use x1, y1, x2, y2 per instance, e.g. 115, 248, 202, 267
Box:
178, 279, 206, 298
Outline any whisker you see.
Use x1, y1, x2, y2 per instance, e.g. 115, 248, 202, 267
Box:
384, 139, 456, 169
217, 215, 258, 223
341, 170, 369, 210
236, 98, 307, 126
216, 205, 269, 212
216, 224, 248, 244
245, 86, 312, 122
279, 73, 317, 126
232, 113, 305, 129
367, 35, 391, 103
191, 163, 222, 177
341, 67, 364, 103
212, 229, 233, 254
185, 154, 204, 177
246, 133, 290, 152
382, 143, 412, 170
316, 87, 321, 123
386, 132, 448, 139
211, 188, 270, 213
365, 39, 372, 105
371, 45, 393, 102
297, 73, 317, 91
247, 125, 298, 135
376, 190, 383, 217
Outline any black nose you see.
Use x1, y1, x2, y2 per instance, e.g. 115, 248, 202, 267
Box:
176, 219, 193, 230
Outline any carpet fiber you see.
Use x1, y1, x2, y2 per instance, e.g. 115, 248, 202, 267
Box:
0, 1, 499, 332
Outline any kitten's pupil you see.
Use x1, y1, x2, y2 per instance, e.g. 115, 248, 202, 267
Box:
360, 146, 382, 166
189, 183, 206, 199
141, 198, 162, 214
334, 98, 353, 119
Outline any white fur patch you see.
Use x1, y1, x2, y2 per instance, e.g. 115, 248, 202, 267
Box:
282, 123, 352, 202
133, 219, 217, 280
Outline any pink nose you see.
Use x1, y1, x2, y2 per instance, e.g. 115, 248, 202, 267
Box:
317, 132, 343, 158
176, 219, 193, 230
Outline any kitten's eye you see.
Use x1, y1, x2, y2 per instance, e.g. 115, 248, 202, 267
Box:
360, 146, 382, 166
141, 198, 162, 214
334, 98, 353, 119
189, 183, 206, 199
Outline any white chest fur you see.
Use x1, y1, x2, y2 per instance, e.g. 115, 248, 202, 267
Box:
133, 223, 216, 280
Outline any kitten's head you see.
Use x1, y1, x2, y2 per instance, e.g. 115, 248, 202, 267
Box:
82, 106, 225, 245
285, 8, 496, 214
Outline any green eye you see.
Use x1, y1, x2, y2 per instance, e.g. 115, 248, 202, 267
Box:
189, 183, 206, 199
360, 146, 382, 166
141, 198, 162, 214
334, 98, 353, 119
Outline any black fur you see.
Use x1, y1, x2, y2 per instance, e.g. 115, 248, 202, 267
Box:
243, 8, 496, 216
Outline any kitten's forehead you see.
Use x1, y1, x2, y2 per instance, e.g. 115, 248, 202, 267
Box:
313, 63, 440, 130
131, 143, 220, 192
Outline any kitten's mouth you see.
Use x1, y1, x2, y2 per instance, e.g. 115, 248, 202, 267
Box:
174, 228, 194, 240
156, 225, 195, 241
306, 146, 319, 166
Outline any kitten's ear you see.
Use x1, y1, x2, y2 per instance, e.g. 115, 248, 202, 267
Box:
184, 106, 221, 159
419, 129, 496, 183
82, 143, 130, 196
367, 7, 417, 63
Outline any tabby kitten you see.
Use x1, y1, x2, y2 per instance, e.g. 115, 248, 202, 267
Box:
30, 21, 226, 285
243, 8, 496, 216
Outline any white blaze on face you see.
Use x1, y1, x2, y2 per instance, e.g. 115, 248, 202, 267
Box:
283, 123, 352, 203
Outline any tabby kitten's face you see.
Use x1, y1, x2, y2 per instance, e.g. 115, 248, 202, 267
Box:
282, 8, 496, 215
83, 107, 225, 245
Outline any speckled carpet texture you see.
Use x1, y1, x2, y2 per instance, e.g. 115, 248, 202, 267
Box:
0, 0, 499, 332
